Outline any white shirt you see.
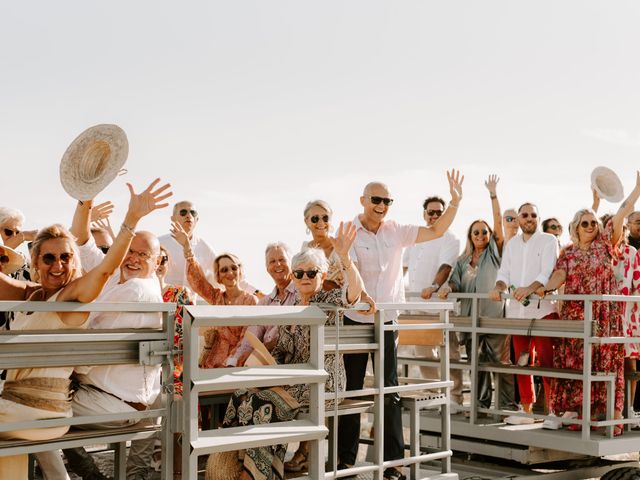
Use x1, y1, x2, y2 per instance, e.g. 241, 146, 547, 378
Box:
76, 237, 163, 405
403, 231, 460, 292
159, 233, 216, 289
348, 217, 419, 324
496, 230, 559, 319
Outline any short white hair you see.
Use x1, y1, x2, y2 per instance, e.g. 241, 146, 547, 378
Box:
265, 242, 292, 261
0, 207, 25, 226
291, 248, 329, 273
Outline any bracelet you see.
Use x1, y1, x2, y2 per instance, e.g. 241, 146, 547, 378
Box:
490, 194, 497, 200
449, 203, 459, 209
120, 223, 135, 236
184, 249, 195, 260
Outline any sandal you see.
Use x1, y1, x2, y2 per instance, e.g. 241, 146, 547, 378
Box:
384, 467, 407, 480
284, 449, 309, 472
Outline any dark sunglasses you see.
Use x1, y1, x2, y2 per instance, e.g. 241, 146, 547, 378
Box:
426, 209, 443, 217
3, 228, 19, 237
548, 224, 562, 231
472, 229, 489, 236
368, 196, 394, 206
520, 212, 538, 219
0, 255, 9, 264
220, 264, 239, 274
310, 215, 330, 224
580, 220, 598, 229
41, 252, 74, 266
292, 269, 319, 279
98, 246, 110, 254
504, 215, 516, 222
160, 255, 169, 265
179, 209, 198, 218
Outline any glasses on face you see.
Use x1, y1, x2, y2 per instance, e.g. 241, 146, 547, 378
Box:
220, 264, 239, 274
41, 252, 74, 266
128, 249, 153, 261
0, 255, 9, 264
472, 229, 489, 236
292, 269, 319, 279
310, 215, 330, 224
367, 196, 394, 206
98, 246, 110, 254
179, 209, 198, 218
426, 209, 443, 217
548, 224, 562, 231
504, 216, 516, 223
520, 212, 538, 219
3, 228, 19, 237
160, 255, 169, 266
580, 220, 598, 229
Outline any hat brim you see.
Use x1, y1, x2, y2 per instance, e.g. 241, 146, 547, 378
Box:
591, 166, 624, 203
0, 245, 25, 276
60, 124, 128, 201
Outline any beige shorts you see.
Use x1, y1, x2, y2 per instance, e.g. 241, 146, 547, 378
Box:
0, 398, 71, 441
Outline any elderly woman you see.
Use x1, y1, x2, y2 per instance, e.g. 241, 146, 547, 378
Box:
219, 222, 364, 480
502, 208, 519, 243
439, 175, 515, 414
539, 173, 640, 436
0, 180, 169, 477
0, 207, 38, 252
171, 222, 257, 369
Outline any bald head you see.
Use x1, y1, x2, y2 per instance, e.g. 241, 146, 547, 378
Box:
363, 182, 390, 197
120, 230, 161, 282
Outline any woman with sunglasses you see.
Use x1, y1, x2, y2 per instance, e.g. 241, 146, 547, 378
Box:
538, 172, 640, 436
219, 222, 364, 480
502, 209, 519, 243
438, 174, 515, 414
0, 180, 169, 475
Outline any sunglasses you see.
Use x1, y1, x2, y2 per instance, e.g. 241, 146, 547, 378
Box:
41, 252, 74, 266
160, 255, 169, 266
220, 264, 239, 274
98, 246, 110, 254
548, 224, 562, 231
310, 215, 330, 224
292, 269, 319, 279
179, 209, 198, 218
3, 228, 19, 238
504, 215, 516, 222
472, 229, 489, 236
520, 212, 538, 219
0, 255, 9, 264
580, 220, 598, 229
367, 196, 394, 206
426, 209, 443, 217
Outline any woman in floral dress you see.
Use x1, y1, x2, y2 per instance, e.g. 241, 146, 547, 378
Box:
220, 222, 365, 480
539, 174, 640, 435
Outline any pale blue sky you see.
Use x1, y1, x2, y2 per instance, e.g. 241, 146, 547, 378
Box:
2, 1, 640, 289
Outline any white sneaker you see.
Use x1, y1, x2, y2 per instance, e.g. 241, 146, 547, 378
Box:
542, 413, 561, 430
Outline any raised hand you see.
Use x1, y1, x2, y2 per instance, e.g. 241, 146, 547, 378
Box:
447, 169, 464, 206
484, 174, 499, 196
332, 221, 357, 259
92, 217, 115, 240
126, 178, 172, 222
90, 201, 114, 222
170, 221, 190, 249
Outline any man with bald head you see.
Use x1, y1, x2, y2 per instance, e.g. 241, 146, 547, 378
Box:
338, 172, 463, 479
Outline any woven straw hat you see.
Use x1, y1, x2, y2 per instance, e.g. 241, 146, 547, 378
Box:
205, 451, 243, 480
0, 244, 25, 276
59, 124, 128, 201
591, 166, 624, 203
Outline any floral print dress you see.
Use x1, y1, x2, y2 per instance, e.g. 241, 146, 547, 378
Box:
162, 285, 195, 397
613, 243, 640, 359
549, 221, 625, 416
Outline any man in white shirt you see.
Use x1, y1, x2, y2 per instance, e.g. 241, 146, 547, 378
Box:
489, 202, 558, 424
338, 172, 463, 479
402, 196, 463, 404
159, 200, 216, 290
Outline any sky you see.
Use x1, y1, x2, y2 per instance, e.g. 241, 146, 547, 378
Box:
2, 1, 640, 290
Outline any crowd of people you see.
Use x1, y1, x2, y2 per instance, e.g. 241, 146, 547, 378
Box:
1, 169, 640, 480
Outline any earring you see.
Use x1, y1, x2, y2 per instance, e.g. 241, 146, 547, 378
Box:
306, 227, 310, 235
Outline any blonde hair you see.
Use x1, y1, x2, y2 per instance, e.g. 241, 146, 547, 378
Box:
568, 208, 601, 245
213, 253, 244, 283
30, 224, 82, 283
461, 219, 493, 259
303, 200, 333, 219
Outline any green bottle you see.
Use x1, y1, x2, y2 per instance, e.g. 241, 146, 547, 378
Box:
510, 284, 530, 306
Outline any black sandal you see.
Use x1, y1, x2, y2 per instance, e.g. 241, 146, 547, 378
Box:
384, 467, 407, 480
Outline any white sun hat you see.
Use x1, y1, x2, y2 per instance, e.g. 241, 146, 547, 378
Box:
591, 166, 624, 203
0, 244, 25, 276
59, 124, 129, 201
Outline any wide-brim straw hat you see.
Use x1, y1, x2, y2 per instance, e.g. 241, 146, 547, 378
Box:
205, 451, 243, 480
0, 245, 25, 276
591, 166, 624, 203
59, 124, 128, 201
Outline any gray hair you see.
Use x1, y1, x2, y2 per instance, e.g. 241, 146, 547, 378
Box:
303, 200, 333, 219
264, 242, 292, 261
568, 208, 601, 245
0, 207, 25, 226
291, 248, 329, 273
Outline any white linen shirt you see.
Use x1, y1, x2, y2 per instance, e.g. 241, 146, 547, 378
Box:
76, 237, 163, 405
348, 217, 419, 324
496, 230, 559, 319
403, 231, 460, 293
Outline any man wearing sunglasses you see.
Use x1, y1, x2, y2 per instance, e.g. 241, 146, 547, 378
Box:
489, 202, 558, 425
627, 211, 640, 251
402, 195, 463, 407
159, 200, 217, 294
338, 170, 463, 480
